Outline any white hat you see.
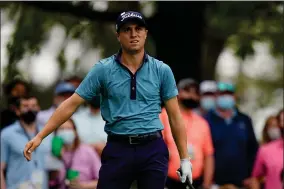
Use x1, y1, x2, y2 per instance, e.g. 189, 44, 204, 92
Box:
200, 80, 217, 94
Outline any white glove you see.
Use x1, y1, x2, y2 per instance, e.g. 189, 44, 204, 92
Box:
179, 158, 193, 184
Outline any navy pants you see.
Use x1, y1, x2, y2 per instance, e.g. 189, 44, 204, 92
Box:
97, 137, 169, 189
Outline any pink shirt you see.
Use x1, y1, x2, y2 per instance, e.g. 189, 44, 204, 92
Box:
252, 139, 284, 189
59, 144, 101, 188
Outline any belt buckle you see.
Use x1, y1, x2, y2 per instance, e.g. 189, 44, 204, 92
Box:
129, 135, 139, 144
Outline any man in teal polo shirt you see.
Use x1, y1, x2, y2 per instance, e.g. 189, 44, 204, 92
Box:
23, 11, 192, 189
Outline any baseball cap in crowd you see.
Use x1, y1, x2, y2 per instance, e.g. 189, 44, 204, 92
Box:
217, 82, 235, 93
116, 11, 147, 32
55, 82, 76, 95
177, 78, 199, 91
200, 80, 217, 94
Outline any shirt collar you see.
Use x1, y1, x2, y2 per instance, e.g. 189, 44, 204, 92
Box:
213, 108, 237, 124
114, 49, 149, 64
15, 121, 40, 134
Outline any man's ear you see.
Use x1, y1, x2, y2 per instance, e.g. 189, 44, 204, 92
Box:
145, 29, 148, 39
15, 108, 20, 116
116, 32, 120, 42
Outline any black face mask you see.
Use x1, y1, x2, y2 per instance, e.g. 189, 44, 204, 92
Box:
20, 110, 38, 124
180, 99, 199, 109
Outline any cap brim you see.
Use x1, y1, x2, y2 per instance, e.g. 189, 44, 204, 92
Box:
117, 17, 147, 31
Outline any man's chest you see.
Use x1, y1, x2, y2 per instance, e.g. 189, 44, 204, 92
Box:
103, 69, 161, 101
210, 119, 249, 144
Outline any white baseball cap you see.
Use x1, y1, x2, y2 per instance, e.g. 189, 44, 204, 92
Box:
200, 80, 217, 94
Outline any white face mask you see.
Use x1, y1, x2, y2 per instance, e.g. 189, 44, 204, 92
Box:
57, 130, 76, 145
267, 127, 281, 140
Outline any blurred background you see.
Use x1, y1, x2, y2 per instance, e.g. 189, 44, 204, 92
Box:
0, 2, 283, 189
1, 1, 283, 139
0, 1, 284, 140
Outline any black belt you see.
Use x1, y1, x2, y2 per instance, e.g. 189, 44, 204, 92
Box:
107, 131, 162, 145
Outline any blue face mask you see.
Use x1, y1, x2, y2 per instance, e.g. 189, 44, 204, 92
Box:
200, 97, 215, 111
216, 95, 235, 110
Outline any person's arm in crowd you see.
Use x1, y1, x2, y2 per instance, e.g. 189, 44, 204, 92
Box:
246, 117, 259, 176
1, 132, 9, 189
250, 147, 265, 189
203, 155, 214, 188
202, 122, 215, 189
91, 142, 106, 157
1, 163, 6, 189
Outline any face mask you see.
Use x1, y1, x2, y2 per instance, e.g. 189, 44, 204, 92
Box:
216, 95, 235, 110
57, 130, 76, 145
20, 110, 38, 124
268, 127, 281, 140
200, 97, 215, 111
180, 99, 199, 109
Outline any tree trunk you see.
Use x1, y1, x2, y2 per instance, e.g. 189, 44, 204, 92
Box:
200, 34, 226, 80
149, 2, 206, 83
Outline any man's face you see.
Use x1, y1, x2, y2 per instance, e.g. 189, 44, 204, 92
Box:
178, 85, 200, 109
216, 91, 236, 110
200, 92, 216, 111
11, 83, 27, 98
16, 97, 40, 116
117, 22, 148, 54
179, 86, 199, 101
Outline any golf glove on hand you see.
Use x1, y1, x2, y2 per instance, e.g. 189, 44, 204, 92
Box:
179, 158, 193, 184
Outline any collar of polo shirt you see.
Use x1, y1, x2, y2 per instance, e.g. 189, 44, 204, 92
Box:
114, 49, 149, 64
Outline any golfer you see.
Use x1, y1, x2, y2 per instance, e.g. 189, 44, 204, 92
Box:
23, 11, 192, 189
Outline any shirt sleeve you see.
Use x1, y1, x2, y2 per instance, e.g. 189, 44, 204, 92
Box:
160, 63, 178, 102
1, 132, 10, 164
252, 147, 265, 177
202, 121, 214, 156
75, 62, 104, 102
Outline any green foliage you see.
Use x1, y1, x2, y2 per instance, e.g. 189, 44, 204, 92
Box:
206, 2, 283, 59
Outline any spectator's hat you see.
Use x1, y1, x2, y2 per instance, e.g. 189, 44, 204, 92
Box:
217, 82, 236, 93
55, 82, 76, 95
200, 80, 217, 94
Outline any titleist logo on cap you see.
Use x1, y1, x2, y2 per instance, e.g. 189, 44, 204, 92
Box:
120, 12, 142, 22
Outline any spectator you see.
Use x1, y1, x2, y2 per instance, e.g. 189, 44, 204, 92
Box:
72, 95, 107, 156
204, 82, 259, 188
65, 75, 83, 89
261, 115, 281, 144
1, 95, 49, 189
37, 82, 76, 127
161, 78, 214, 189
277, 109, 284, 128
50, 119, 101, 189
195, 80, 217, 116
251, 110, 284, 189
1, 78, 30, 129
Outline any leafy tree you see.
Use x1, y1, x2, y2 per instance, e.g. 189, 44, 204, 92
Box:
1, 1, 283, 83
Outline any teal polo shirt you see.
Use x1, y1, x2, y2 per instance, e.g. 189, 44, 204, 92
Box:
75, 51, 178, 135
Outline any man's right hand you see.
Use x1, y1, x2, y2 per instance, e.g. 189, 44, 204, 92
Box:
23, 135, 43, 161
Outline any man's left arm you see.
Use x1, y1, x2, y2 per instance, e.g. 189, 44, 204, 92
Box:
164, 97, 189, 160
160, 63, 191, 183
